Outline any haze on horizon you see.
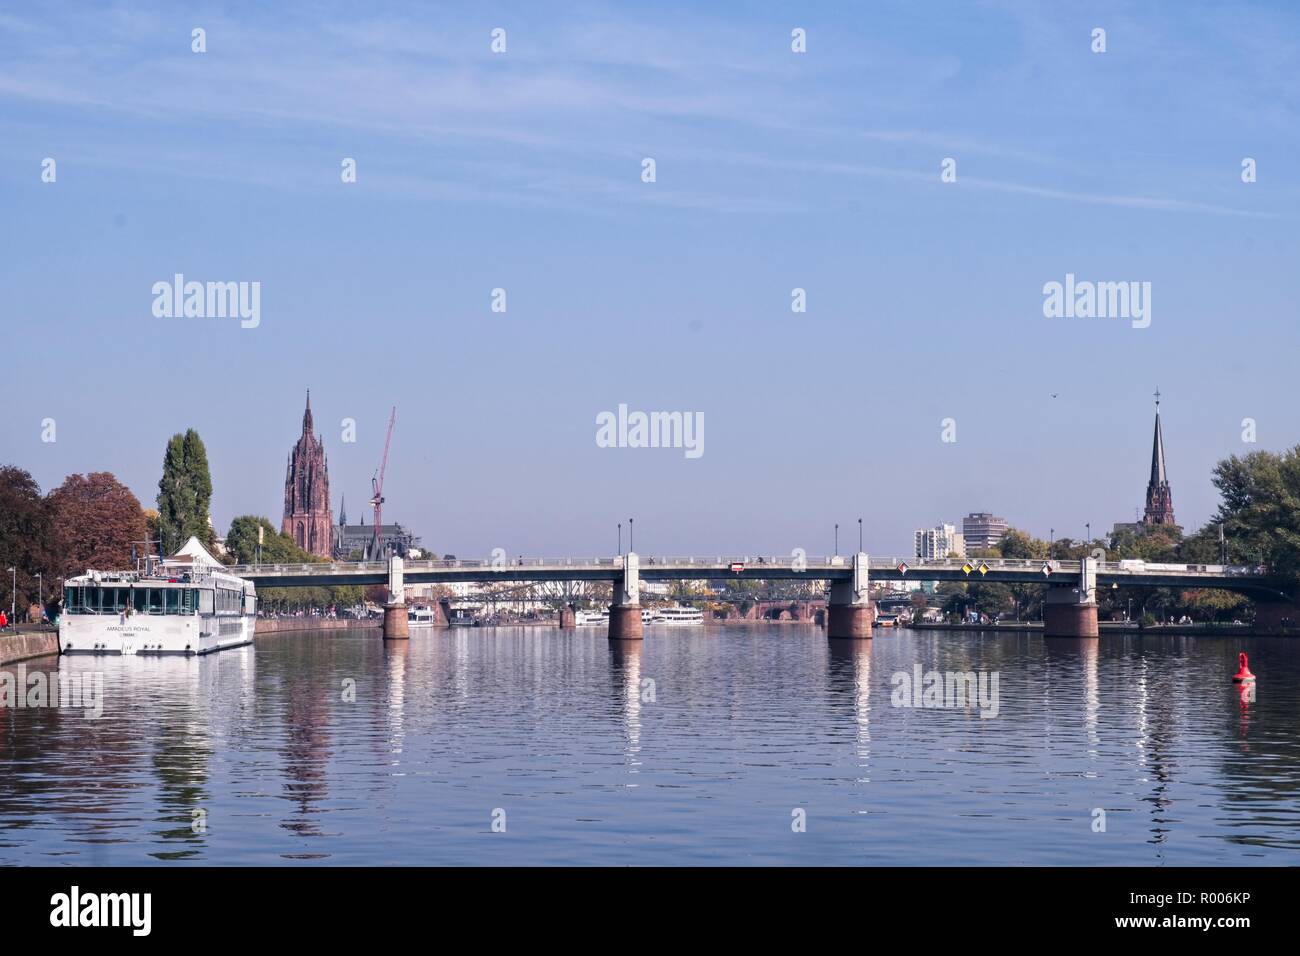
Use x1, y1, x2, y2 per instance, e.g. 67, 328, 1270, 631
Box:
1, 1, 1296, 559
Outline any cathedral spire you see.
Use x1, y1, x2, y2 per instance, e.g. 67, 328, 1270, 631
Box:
1142, 389, 1175, 526
302, 389, 314, 436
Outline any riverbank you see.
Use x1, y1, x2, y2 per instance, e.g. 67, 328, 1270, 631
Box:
0, 627, 60, 666
255, 617, 380, 634
911, 621, 1294, 637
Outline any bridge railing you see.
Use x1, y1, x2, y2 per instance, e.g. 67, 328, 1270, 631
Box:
224, 555, 1270, 578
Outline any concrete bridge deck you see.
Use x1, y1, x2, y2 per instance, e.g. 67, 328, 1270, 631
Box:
226, 554, 1282, 594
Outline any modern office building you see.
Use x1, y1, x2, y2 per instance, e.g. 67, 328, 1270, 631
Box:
914, 524, 965, 560
962, 512, 1009, 552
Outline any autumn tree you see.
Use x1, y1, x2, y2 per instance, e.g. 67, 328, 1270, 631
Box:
0, 465, 57, 613
47, 472, 147, 578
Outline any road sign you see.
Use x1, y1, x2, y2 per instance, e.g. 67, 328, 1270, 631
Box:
978, 563, 990, 576
1041, 562, 1053, 576
730, 563, 744, 573
962, 563, 974, 575
897, 562, 909, 574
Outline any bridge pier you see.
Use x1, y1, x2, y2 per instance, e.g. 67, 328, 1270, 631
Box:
1254, 601, 1299, 630
1043, 557, 1098, 638
609, 552, 643, 641
382, 556, 409, 640
827, 553, 874, 640
559, 604, 576, 629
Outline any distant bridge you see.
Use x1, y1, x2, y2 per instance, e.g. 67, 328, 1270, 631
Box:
227, 554, 1284, 595
229, 552, 1295, 640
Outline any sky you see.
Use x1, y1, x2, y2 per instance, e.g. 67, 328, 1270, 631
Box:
1, 1, 1297, 560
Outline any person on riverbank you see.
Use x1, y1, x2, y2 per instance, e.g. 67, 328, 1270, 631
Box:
0, 610, 8, 631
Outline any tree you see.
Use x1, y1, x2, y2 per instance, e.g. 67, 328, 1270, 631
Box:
157, 429, 214, 554
0, 465, 57, 614
1203, 448, 1300, 589
46, 472, 147, 578
223, 515, 360, 611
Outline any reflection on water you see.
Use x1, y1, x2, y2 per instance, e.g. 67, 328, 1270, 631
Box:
2, 626, 1298, 865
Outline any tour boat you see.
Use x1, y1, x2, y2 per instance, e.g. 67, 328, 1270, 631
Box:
641, 607, 661, 625
409, 604, 437, 627
657, 606, 705, 625
59, 537, 256, 656
575, 609, 610, 627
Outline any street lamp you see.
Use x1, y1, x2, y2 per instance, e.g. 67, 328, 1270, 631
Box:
36, 572, 42, 609
618, 523, 622, 556
858, 518, 863, 553
629, 517, 634, 553
834, 524, 839, 557
1049, 528, 1054, 558
1085, 523, 1091, 546
6, 567, 14, 624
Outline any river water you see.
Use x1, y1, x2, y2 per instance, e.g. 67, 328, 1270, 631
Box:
1, 625, 1297, 865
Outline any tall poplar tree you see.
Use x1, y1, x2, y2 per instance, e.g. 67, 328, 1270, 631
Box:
156, 429, 214, 554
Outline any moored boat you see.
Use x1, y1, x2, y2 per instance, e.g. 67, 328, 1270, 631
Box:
59, 537, 256, 656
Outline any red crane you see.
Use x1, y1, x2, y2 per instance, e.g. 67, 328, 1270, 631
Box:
370, 406, 396, 559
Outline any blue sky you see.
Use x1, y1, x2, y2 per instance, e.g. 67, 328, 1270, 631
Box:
1, 1, 1297, 558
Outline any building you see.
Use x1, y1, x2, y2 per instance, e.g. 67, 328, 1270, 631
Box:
281, 391, 333, 557
914, 523, 965, 560
333, 508, 421, 560
1142, 392, 1176, 526
962, 512, 1008, 552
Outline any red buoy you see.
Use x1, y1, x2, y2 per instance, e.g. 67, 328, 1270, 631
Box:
1233, 652, 1256, 683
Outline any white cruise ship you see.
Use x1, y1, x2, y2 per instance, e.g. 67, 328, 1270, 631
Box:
575, 609, 610, 626
657, 606, 705, 625
409, 604, 437, 627
59, 537, 257, 656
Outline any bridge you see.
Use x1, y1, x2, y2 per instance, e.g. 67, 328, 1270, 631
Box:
227, 553, 1291, 641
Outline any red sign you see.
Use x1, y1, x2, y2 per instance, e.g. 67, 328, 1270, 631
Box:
730, 563, 745, 573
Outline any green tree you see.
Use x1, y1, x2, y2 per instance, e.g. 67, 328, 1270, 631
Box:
223, 515, 360, 611
157, 430, 214, 554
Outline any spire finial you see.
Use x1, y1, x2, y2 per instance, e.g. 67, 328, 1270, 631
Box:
1154, 386, 1161, 408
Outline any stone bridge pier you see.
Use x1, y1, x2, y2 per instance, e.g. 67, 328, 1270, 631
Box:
1043, 556, 1098, 638
826, 552, 874, 639
609, 552, 643, 641
383, 555, 409, 640
558, 604, 577, 628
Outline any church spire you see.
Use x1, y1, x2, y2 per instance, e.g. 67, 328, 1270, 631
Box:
1142, 389, 1175, 526
302, 389, 314, 435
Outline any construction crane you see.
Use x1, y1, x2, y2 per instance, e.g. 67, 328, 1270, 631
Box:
370, 406, 396, 559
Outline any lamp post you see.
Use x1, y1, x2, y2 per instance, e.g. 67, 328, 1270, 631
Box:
1049, 528, 1054, 559
36, 572, 42, 609
629, 517, 634, 553
1085, 523, 1091, 545
6, 566, 14, 624
834, 524, 839, 557
858, 518, 863, 553
618, 523, 622, 556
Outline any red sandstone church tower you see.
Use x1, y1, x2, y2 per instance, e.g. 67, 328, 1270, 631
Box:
1142, 390, 1176, 526
282, 391, 334, 557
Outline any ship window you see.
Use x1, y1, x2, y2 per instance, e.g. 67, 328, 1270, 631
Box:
134, 589, 147, 613
199, 589, 213, 614
148, 589, 164, 614
166, 589, 180, 613
112, 588, 128, 612
84, 586, 100, 612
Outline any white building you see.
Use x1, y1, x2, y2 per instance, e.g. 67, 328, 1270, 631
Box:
914, 523, 966, 560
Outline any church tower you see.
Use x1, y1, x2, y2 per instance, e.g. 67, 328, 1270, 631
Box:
282, 391, 334, 557
1142, 390, 1176, 526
